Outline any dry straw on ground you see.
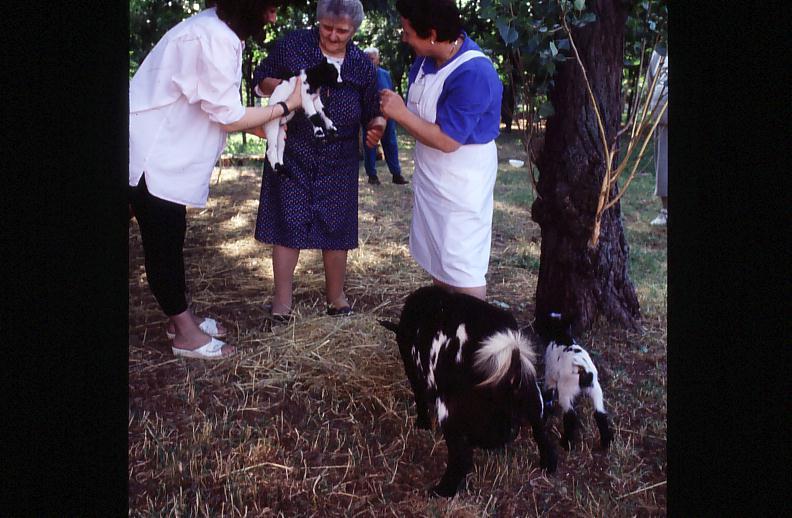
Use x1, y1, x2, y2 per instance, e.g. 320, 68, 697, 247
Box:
129, 136, 666, 516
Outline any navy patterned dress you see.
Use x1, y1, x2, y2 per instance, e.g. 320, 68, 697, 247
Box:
253, 27, 380, 250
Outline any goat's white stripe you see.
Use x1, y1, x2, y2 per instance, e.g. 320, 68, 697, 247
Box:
455, 324, 467, 364
436, 398, 449, 426
427, 332, 448, 389
410, 344, 423, 373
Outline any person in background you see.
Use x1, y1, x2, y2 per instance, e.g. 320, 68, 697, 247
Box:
361, 47, 409, 185
253, 0, 385, 319
129, 0, 302, 360
379, 0, 503, 301
647, 46, 668, 226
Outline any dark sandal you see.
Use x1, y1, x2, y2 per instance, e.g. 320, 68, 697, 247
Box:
264, 304, 294, 323
326, 305, 353, 316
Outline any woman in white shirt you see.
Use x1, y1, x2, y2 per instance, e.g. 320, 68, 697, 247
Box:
129, 0, 301, 360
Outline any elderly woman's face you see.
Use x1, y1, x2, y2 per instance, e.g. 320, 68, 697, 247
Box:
318, 17, 355, 55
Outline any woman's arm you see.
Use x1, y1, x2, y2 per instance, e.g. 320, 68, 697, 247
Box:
220, 77, 302, 133
379, 89, 461, 153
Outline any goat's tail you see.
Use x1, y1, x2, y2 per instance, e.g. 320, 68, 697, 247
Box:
474, 329, 537, 387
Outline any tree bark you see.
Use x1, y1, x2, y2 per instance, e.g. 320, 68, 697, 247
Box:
532, 0, 640, 334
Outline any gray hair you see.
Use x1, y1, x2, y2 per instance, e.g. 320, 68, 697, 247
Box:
363, 47, 379, 56
316, 0, 365, 31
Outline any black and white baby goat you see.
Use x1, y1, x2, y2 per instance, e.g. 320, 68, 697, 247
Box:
264, 57, 342, 175
380, 286, 556, 498
537, 313, 613, 450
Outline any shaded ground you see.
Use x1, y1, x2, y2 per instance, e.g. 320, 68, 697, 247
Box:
129, 131, 666, 516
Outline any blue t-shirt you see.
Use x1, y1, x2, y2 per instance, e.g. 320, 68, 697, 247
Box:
407, 33, 502, 145
376, 67, 394, 91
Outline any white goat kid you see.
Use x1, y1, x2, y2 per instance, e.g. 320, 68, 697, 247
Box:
541, 313, 613, 450
263, 58, 342, 175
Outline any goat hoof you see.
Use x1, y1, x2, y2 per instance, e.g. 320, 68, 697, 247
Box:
429, 484, 457, 498
541, 452, 557, 473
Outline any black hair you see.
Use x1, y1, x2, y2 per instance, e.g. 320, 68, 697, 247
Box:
395, 0, 462, 42
214, 0, 281, 41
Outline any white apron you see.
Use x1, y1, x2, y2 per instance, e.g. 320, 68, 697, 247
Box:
407, 50, 498, 287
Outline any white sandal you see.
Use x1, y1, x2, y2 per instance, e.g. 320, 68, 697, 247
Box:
171, 337, 233, 360
166, 317, 226, 340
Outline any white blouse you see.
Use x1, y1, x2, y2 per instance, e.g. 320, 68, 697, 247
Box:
129, 8, 246, 207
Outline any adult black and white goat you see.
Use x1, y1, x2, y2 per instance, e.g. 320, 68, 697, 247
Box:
380, 286, 556, 497
263, 57, 342, 176
536, 313, 613, 450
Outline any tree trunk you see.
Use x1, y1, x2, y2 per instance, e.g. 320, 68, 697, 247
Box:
532, 0, 640, 334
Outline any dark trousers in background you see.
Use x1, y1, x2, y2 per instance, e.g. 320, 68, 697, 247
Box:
129, 176, 189, 316
363, 119, 402, 178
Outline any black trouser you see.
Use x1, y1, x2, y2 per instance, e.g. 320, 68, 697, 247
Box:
129, 176, 188, 316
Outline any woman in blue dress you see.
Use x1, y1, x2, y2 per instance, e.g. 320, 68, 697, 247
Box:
253, 0, 385, 318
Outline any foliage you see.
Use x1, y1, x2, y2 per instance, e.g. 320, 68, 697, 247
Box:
357, 7, 413, 94
622, 1, 668, 124
470, 0, 666, 158
129, 0, 210, 69
129, 0, 667, 108
129, 51, 139, 79
225, 132, 266, 155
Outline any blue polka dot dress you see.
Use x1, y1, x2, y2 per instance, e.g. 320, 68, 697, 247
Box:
253, 27, 380, 250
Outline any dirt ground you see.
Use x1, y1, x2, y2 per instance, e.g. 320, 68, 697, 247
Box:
129, 133, 666, 516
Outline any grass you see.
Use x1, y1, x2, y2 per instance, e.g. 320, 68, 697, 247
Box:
129, 128, 666, 516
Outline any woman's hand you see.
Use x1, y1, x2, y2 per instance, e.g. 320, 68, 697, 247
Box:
365, 117, 386, 148
247, 126, 267, 139
285, 77, 303, 112
379, 89, 408, 122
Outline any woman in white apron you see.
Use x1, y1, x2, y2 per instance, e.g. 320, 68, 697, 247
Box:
380, 0, 503, 300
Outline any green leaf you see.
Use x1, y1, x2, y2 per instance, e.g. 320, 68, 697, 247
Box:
549, 40, 558, 56
574, 0, 586, 10
496, 18, 517, 45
